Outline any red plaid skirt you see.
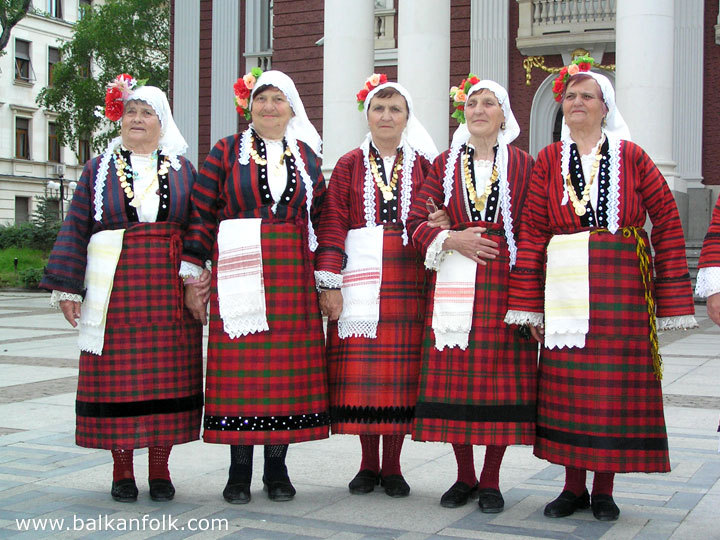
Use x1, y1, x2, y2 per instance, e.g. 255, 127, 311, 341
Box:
534, 228, 670, 473
76, 222, 204, 449
412, 223, 538, 446
327, 228, 427, 435
203, 221, 330, 445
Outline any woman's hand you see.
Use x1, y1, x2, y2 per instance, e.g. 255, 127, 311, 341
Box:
195, 269, 211, 304
319, 289, 343, 321
707, 292, 720, 326
184, 283, 208, 325
529, 325, 544, 343
427, 209, 450, 230
442, 227, 500, 265
59, 300, 81, 328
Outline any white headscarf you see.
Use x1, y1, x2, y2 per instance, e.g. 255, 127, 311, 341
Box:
94, 85, 187, 222
443, 80, 520, 266
239, 70, 323, 251
248, 70, 322, 156
359, 81, 439, 245
559, 71, 629, 234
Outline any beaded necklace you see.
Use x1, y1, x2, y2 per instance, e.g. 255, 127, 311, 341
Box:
462, 149, 499, 213
369, 151, 403, 202
114, 149, 170, 208
249, 134, 291, 173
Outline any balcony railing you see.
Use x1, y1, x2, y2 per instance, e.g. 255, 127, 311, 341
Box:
517, 0, 616, 56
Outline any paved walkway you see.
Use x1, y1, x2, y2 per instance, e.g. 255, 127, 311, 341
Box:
0, 291, 718, 539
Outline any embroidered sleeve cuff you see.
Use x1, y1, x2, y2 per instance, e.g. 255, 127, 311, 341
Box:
314, 270, 343, 291
425, 230, 451, 271
50, 290, 83, 308
179, 261, 204, 279
657, 315, 698, 332
504, 310, 544, 327
695, 267, 720, 298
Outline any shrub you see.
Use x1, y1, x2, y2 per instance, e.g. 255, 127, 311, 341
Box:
19, 267, 44, 289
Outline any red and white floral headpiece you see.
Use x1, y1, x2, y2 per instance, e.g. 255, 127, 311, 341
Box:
104, 73, 146, 121
449, 73, 481, 124
551, 55, 595, 102
356, 73, 388, 111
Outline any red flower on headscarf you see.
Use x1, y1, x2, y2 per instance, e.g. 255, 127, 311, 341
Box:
105, 100, 124, 121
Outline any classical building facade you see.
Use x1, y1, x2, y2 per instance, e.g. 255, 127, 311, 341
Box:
0, 0, 93, 224
171, 0, 720, 241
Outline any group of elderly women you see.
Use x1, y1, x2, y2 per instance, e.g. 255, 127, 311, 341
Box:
42, 57, 699, 523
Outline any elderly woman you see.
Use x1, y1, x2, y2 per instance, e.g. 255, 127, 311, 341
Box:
315, 74, 438, 498
40, 75, 204, 503
182, 70, 329, 504
505, 58, 696, 521
407, 78, 537, 512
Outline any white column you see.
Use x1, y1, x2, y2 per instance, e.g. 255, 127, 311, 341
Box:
673, 0, 703, 188
173, 0, 200, 166
397, 0, 450, 152
210, 2, 240, 145
322, 0, 374, 173
470, 0, 509, 89
616, 0, 680, 191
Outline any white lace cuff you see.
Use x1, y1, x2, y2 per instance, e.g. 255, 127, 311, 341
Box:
425, 230, 452, 271
657, 315, 698, 332
504, 310, 544, 327
315, 270, 343, 291
180, 261, 204, 279
695, 267, 720, 298
50, 290, 83, 308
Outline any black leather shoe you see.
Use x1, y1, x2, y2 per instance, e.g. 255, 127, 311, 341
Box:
380, 474, 410, 498
223, 480, 251, 504
149, 479, 175, 501
262, 476, 296, 501
477, 488, 504, 513
348, 469, 380, 494
591, 494, 620, 521
111, 478, 138, 502
440, 481, 478, 508
543, 489, 590, 518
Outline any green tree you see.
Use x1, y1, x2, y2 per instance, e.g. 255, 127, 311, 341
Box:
0, 0, 32, 56
36, 0, 169, 155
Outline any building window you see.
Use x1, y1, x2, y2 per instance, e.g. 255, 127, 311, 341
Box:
16, 118, 30, 159
15, 39, 33, 82
244, 0, 273, 72
553, 109, 563, 143
78, 0, 91, 20
48, 122, 61, 163
48, 47, 60, 86
78, 57, 91, 78
15, 197, 30, 224
78, 138, 91, 164
47, 0, 63, 19
45, 199, 61, 221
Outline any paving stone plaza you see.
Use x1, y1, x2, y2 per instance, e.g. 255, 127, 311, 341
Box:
0, 291, 718, 539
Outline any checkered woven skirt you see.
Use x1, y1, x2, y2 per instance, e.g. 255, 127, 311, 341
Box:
327, 227, 427, 435
203, 221, 330, 445
75, 222, 204, 450
412, 223, 538, 446
534, 228, 670, 473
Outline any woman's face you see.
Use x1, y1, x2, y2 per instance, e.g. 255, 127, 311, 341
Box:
121, 101, 162, 151
562, 77, 607, 132
464, 89, 505, 142
367, 93, 408, 145
251, 87, 293, 139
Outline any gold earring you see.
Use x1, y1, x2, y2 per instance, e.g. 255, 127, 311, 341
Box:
501, 122, 506, 130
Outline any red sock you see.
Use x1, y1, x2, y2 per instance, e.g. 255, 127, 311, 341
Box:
591, 472, 614, 497
381, 435, 404, 476
452, 444, 477, 486
359, 435, 380, 473
111, 449, 134, 481
148, 446, 172, 481
478, 445, 506, 490
563, 467, 587, 496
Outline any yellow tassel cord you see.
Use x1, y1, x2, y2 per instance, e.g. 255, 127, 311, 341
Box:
591, 227, 663, 380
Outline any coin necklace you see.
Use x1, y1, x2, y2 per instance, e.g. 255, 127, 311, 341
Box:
462, 150, 498, 213
369, 151, 403, 202
565, 143, 602, 217
115, 150, 170, 208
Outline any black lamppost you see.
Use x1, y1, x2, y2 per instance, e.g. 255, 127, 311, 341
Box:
45, 166, 76, 220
